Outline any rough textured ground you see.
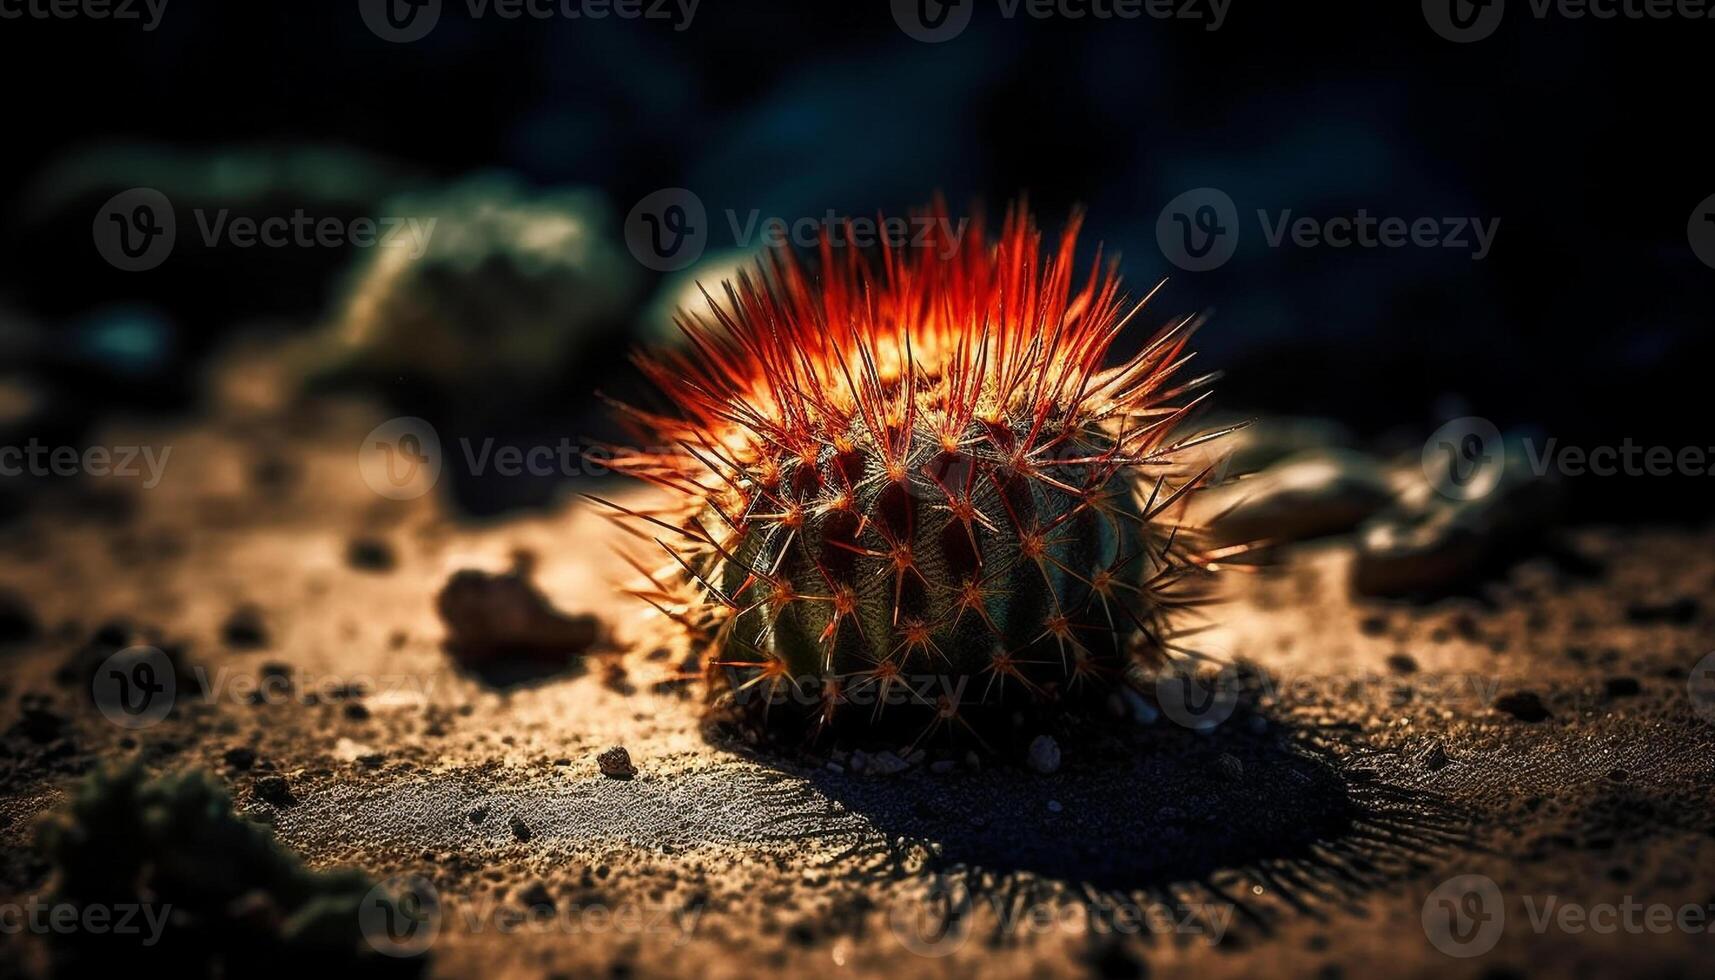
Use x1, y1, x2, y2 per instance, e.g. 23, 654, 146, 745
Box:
2, 399, 1712, 978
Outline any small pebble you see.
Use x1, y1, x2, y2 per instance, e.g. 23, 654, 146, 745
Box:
1604, 677, 1640, 697
346, 536, 397, 572
1420, 743, 1452, 771
1120, 687, 1160, 726
0, 589, 39, 644
1385, 653, 1419, 675
1215, 753, 1245, 782
1625, 597, 1698, 625
254, 774, 295, 807
597, 746, 637, 779
516, 881, 554, 909
1026, 735, 1061, 775
866, 751, 909, 776
223, 605, 269, 649
1494, 691, 1552, 723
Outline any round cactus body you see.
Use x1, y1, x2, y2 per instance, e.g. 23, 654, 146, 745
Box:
606, 204, 1227, 734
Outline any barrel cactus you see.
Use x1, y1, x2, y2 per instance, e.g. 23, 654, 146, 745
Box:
604, 205, 1233, 736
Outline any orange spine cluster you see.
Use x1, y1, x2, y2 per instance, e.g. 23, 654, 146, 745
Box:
599, 203, 1239, 736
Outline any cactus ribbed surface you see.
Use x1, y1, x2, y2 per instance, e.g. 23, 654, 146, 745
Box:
604, 204, 1229, 734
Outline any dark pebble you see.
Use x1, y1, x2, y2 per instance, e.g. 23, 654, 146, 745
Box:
1494, 691, 1552, 722
223, 605, 269, 650
346, 537, 397, 573
1604, 677, 1640, 697
254, 774, 295, 806
1625, 596, 1698, 625
0, 589, 40, 644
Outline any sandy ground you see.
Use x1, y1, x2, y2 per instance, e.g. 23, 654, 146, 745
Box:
2, 400, 1713, 978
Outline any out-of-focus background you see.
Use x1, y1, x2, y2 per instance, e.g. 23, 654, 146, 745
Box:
1, 0, 1710, 518
5, 8, 1715, 979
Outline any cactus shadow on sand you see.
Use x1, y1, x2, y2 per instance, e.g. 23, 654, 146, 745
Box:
730, 681, 1468, 944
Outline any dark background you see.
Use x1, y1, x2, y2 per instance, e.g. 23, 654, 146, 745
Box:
1, 0, 1709, 518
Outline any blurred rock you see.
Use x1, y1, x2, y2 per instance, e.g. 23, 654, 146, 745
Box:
435, 553, 600, 683
638, 247, 763, 343
1193, 449, 1394, 547
597, 745, 637, 780
1184, 415, 1358, 478
1026, 735, 1062, 775
316, 175, 640, 398
25, 143, 411, 221
0, 588, 39, 646
1353, 437, 1562, 597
